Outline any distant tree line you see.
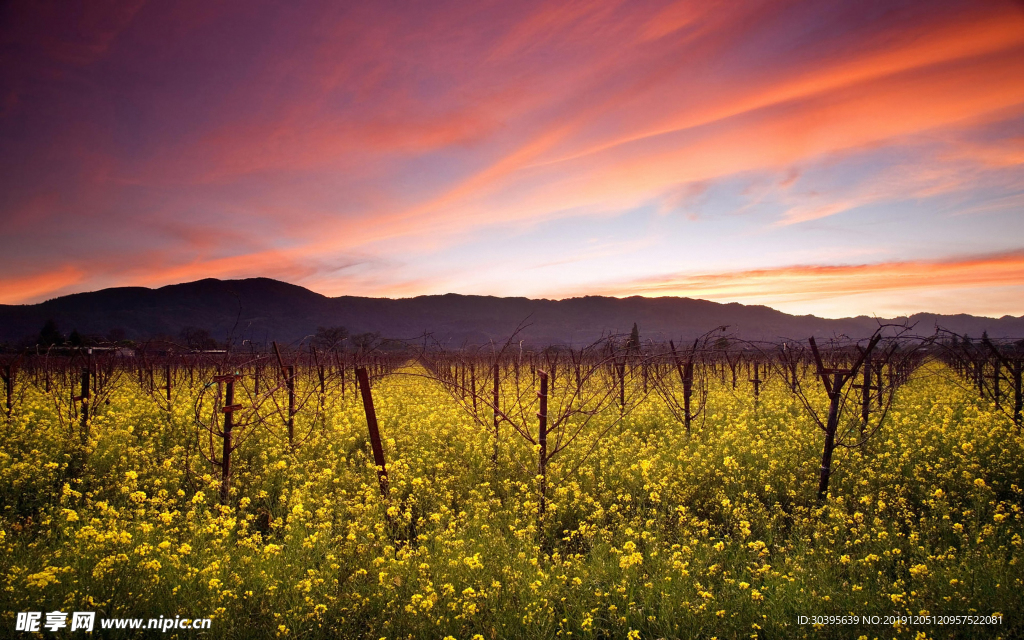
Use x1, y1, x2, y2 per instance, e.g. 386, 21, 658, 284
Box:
0, 320, 392, 355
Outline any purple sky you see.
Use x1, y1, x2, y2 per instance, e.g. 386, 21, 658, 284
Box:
2, 0, 1023, 317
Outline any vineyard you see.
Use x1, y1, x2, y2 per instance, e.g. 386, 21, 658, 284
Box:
0, 330, 1022, 639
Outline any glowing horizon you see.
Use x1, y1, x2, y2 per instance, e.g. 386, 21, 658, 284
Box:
1, 0, 1023, 317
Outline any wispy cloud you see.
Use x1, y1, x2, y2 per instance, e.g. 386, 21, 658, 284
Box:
1, 0, 1022, 316
0, 266, 85, 304
572, 251, 1024, 317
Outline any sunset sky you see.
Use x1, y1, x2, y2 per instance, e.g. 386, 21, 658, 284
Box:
1, 0, 1023, 317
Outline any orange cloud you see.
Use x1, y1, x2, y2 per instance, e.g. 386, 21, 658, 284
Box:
0, 266, 85, 304
296, 3, 1024, 251
582, 252, 1024, 316
539, 47, 1024, 227
94, 0, 1024, 258
553, 4, 1024, 165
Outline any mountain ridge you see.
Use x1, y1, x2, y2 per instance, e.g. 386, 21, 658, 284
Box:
2, 277, 1022, 346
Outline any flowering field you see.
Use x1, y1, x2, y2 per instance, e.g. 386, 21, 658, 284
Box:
1, 364, 1021, 639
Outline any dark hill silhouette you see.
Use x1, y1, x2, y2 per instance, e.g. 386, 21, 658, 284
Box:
1, 277, 1022, 347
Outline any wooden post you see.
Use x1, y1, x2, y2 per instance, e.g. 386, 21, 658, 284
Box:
213, 374, 243, 504
492, 362, 500, 464
861, 357, 871, 425
684, 359, 693, 428
875, 362, 884, 408
470, 363, 477, 411
210, 373, 218, 475
286, 365, 296, 448
221, 377, 235, 504
88, 349, 95, 400
1013, 360, 1022, 430
852, 355, 876, 433
356, 367, 389, 497
3, 365, 12, 418
537, 370, 548, 517
992, 359, 1001, 410
616, 358, 625, 413
669, 340, 693, 433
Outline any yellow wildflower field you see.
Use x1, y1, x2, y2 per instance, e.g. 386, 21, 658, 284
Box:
0, 364, 1020, 639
